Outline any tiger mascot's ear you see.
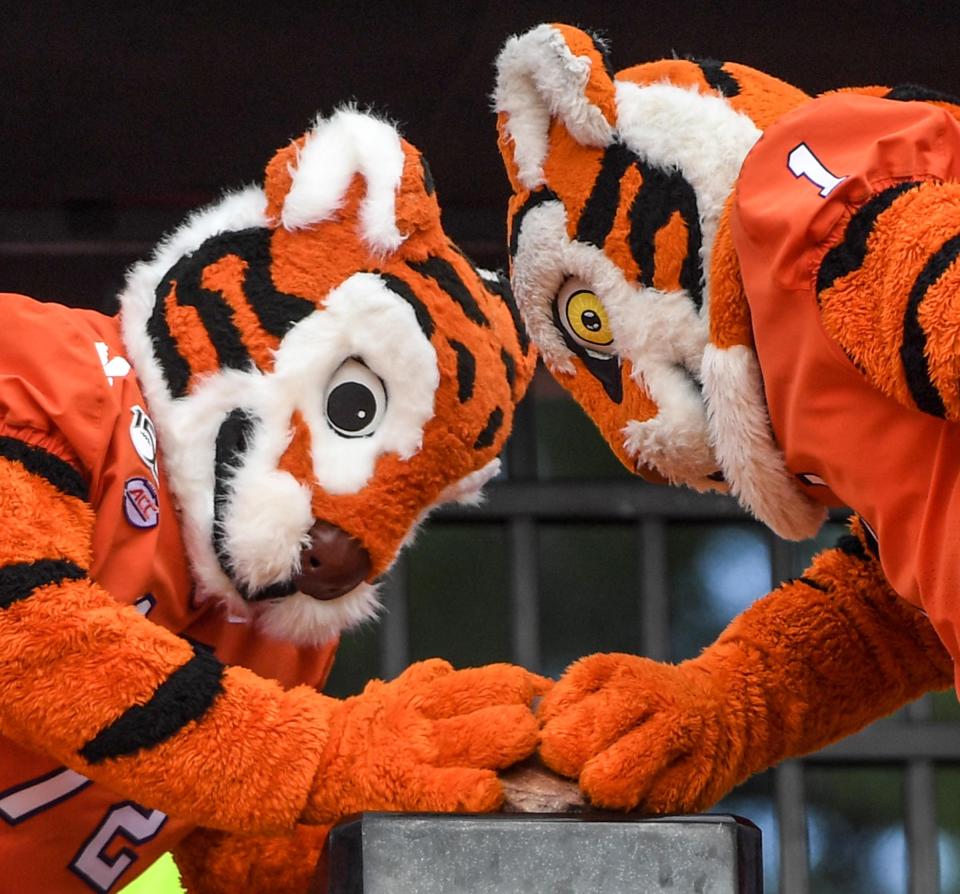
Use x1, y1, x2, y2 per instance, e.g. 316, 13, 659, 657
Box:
493, 23, 617, 192
262, 108, 441, 253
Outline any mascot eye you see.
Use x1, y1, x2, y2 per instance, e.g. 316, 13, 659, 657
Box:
324, 359, 387, 438
557, 278, 615, 353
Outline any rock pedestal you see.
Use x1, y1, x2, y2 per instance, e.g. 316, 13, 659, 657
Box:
323, 812, 762, 893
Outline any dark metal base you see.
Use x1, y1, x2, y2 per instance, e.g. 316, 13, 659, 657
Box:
325, 812, 762, 893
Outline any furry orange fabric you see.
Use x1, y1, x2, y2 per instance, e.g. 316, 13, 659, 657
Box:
0, 106, 539, 893
495, 23, 960, 816
173, 825, 331, 894
539, 522, 952, 812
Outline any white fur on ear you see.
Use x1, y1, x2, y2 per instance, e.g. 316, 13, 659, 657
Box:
494, 24, 615, 189
280, 108, 406, 253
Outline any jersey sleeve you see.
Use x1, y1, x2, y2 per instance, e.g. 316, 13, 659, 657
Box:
730, 98, 960, 687
733, 92, 960, 421
0, 294, 332, 833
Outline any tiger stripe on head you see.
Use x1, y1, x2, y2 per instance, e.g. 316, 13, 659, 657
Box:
121, 108, 535, 645
494, 24, 826, 539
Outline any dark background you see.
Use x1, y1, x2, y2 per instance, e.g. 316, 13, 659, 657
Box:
3, 1, 960, 308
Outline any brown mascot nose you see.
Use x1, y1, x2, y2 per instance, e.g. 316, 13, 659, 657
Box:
293, 521, 372, 601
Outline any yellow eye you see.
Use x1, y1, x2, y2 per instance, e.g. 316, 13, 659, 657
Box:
556, 278, 615, 353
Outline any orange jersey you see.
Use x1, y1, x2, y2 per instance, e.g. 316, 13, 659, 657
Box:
0, 293, 337, 892
731, 94, 960, 686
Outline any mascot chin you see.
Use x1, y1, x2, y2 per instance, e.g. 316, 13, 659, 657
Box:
0, 107, 542, 894
495, 23, 957, 815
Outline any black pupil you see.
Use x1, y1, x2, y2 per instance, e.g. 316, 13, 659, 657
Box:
327, 382, 377, 433
581, 309, 602, 332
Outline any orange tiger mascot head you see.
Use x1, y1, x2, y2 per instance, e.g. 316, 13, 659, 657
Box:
494, 24, 828, 540
120, 108, 535, 645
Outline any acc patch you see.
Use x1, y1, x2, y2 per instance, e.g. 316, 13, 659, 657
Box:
124, 476, 160, 529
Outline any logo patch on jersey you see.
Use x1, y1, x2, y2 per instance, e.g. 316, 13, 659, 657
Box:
94, 341, 131, 386
129, 405, 159, 482
123, 476, 160, 529
796, 471, 828, 487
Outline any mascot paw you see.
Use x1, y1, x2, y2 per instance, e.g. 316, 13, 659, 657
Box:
538, 653, 741, 814
307, 659, 549, 821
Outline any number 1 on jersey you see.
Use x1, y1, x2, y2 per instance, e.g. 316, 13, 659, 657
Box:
787, 142, 846, 197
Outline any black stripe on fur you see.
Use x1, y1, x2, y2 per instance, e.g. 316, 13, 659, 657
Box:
408, 257, 490, 327
481, 270, 530, 354
225, 229, 316, 337
378, 272, 435, 339
576, 144, 635, 250
212, 408, 258, 585
885, 84, 960, 106
836, 534, 868, 560
500, 347, 517, 392
509, 188, 559, 259
79, 641, 226, 764
0, 559, 86, 609
688, 57, 741, 97
629, 156, 704, 307
901, 232, 960, 417
450, 340, 476, 403
473, 407, 504, 450
816, 181, 922, 296
0, 437, 88, 501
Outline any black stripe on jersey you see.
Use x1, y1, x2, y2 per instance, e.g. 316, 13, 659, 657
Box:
408, 257, 490, 328
0, 437, 88, 501
816, 181, 922, 297
509, 187, 559, 258
0, 559, 86, 609
481, 270, 531, 354
450, 340, 476, 403
901, 232, 960, 417
500, 347, 517, 392
378, 272, 435, 339
575, 144, 636, 249
688, 57, 740, 97
79, 641, 226, 764
885, 84, 960, 106
473, 407, 504, 450
629, 156, 704, 307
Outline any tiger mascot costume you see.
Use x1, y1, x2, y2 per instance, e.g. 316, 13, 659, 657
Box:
494, 24, 959, 814
0, 108, 541, 893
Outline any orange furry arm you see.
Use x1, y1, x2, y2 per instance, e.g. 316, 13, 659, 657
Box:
0, 437, 544, 833
538, 519, 952, 813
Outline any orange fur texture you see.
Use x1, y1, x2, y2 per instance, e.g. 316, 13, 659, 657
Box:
0, 109, 541, 893
496, 23, 960, 816
538, 521, 952, 812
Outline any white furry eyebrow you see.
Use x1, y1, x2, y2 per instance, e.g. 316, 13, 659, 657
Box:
280, 108, 407, 253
